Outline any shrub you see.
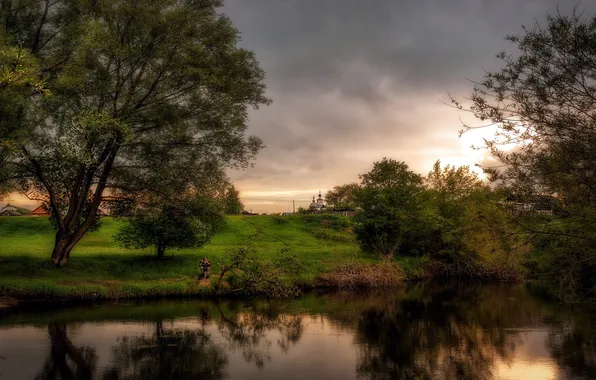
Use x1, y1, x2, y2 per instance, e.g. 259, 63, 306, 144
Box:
314, 259, 404, 289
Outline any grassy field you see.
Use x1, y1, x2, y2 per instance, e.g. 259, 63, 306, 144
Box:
0, 214, 375, 300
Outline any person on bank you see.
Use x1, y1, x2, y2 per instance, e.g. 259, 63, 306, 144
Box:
200, 257, 211, 279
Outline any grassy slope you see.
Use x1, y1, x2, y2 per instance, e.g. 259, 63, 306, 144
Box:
0, 215, 367, 299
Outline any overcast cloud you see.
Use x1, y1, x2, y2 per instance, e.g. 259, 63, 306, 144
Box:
217, 0, 592, 212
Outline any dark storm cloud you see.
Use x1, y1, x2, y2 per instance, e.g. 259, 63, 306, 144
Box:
220, 0, 592, 211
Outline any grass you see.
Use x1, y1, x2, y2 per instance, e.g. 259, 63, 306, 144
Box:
0, 214, 375, 300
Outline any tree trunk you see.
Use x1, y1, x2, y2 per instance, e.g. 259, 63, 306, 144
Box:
51, 232, 75, 267
47, 323, 94, 379
157, 242, 165, 259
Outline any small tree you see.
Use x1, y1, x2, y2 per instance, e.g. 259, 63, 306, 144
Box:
224, 185, 243, 215
116, 195, 225, 258
325, 183, 361, 209
354, 158, 427, 258
424, 161, 525, 277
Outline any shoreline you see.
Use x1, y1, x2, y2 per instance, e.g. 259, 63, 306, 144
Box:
0, 273, 409, 307
0, 281, 407, 312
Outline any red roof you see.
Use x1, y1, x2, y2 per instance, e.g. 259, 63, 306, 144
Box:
31, 206, 49, 216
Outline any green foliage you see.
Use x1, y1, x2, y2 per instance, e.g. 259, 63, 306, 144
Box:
0, 0, 269, 265
0, 40, 48, 194
347, 158, 525, 279
116, 195, 226, 257
455, 11, 596, 297
214, 233, 303, 297
426, 160, 485, 202
354, 158, 427, 257
224, 185, 244, 215
325, 183, 361, 209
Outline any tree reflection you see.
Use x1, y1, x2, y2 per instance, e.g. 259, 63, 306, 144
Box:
336, 283, 539, 380
24, 283, 596, 380
214, 302, 303, 369
102, 319, 228, 380
102, 302, 304, 378
35, 323, 97, 380
548, 316, 596, 379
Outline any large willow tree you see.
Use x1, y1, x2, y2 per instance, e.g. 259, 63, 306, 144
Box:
0, 0, 269, 266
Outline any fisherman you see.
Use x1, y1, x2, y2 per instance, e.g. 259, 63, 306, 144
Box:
200, 256, 211, 279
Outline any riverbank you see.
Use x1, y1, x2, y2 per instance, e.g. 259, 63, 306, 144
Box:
0, 215, 418, 302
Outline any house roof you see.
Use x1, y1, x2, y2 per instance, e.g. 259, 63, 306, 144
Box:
31, 206, 48, 214
1, 203, 32, 214
0, 209, 20, 216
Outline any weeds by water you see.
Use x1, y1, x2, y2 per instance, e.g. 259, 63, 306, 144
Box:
314, 259, 405, 289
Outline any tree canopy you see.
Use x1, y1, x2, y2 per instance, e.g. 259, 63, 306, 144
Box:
324, 183, 360, 209
115, 193, 226, 258
224, 185, 243, 215
354, 158, 427, 258
0, 0, 269, 266
456, 10, 596, 298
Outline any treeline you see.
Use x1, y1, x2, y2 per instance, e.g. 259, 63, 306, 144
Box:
326, 158, 527, 281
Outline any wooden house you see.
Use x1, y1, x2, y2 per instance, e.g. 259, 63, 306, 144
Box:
31, 206, 50, 217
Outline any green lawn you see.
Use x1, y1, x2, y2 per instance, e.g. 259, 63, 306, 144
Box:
0, 214, 368, 300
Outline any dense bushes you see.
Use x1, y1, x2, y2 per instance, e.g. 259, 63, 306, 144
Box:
314, 259, 404, 289
342, 159, 528, 280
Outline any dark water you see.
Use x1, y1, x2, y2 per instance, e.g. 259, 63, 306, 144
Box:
1, 283, 595, 380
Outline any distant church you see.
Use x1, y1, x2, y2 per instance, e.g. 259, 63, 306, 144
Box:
309, 190, 326, 211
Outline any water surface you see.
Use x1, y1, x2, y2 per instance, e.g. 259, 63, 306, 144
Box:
1, 282, 595, 380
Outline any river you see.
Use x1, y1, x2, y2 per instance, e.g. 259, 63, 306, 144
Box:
0, 282, 595, 380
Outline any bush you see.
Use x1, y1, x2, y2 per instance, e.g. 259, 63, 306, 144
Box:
314, 259, 404, 289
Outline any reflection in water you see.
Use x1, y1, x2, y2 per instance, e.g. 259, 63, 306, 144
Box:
548, 318, 596, 379
214, 303, 303, 368
1, 283, 595, 380
103, 320, 227, 380
35, 323, 97, 380
351, 286, 519, 379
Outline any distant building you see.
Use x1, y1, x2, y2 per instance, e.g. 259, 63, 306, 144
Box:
502, 194, 556, 216
0, 207, 19, 216
0, 204, 31, 216
309, 191, 326, 212
31, 206, 50, 217
0, 204, 18, 213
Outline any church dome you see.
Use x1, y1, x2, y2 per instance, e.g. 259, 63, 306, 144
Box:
310, 190, 326, 210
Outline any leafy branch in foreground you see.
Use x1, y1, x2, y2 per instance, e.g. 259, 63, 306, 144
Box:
453, 9, 596, 299
214, 233, 302, 297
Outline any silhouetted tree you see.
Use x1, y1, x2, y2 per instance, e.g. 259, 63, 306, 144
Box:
103, 320, 228, 380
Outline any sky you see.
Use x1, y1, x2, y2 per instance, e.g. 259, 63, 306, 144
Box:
220, 0, 585, 213
2, 0, 591, 213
